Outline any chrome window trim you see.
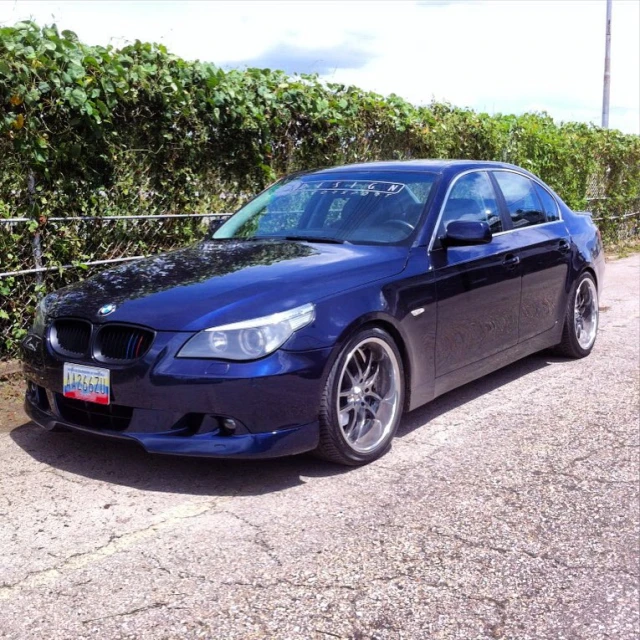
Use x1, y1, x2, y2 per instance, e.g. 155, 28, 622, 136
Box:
428, 167, 564, 252
492, 219, 564, 236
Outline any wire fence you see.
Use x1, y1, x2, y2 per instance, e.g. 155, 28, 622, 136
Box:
0, 213, 229, 359
588, 208, 639, 242
0, 202, 638, 361
591, 210, 639, 224
585, 169, 639, 240
0, 213, 229, 277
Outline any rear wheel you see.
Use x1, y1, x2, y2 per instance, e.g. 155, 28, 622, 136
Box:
555, 272, 599, 358
315, 327, 404, 466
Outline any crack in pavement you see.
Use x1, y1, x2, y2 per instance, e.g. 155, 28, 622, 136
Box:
286, 497, 639, 583
82, 600, 171, 624
540, 467, 639, 488
43, 468, 92, 486
1, 254, 638, 638
221, 572, 509, 638
0, 499, 226, 601
224, 510, 283, 567
422, 527, 639, 579
314, 629, 343, 639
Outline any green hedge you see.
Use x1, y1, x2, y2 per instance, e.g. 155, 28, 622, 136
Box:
0, 21, 639, 357
2, 22, 639, 226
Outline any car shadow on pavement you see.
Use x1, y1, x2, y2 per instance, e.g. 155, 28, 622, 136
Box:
9, 424, 348, 496
9, 352, 561, 497
398, 351, 558, 437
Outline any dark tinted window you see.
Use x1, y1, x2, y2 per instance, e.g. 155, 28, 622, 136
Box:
534, 183, 560, 221
214, 171, 437, 245
438, 171, 502, 237
493, 171, 546, 228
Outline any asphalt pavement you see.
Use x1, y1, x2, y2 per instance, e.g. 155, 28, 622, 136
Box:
1, 254, 638, 639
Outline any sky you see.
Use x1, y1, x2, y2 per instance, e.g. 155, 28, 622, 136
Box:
1, 0, 639, 134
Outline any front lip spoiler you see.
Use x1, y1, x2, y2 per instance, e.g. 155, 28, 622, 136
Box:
24, 398, 320, 459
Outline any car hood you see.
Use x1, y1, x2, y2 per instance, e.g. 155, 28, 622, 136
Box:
46, 240, 409, 331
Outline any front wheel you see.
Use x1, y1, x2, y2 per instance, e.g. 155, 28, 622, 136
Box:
554, 272, 599, 358
314, 327, 405, 466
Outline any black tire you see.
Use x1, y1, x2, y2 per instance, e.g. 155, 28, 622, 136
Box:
554, 272, 599, 359
314, 326, 405, 466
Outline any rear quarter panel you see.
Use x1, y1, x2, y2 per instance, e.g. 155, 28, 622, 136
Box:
561, 204, 606, 291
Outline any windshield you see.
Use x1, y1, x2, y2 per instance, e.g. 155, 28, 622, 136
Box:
213, 171, 438, 245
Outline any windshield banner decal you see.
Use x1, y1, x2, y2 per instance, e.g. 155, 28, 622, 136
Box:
282, 180, 406, 196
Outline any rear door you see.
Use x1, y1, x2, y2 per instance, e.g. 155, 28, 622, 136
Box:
491, 171, 571, 341
431, 171, 521, 378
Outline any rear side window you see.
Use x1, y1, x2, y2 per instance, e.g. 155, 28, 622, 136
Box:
533, 183, 560, 222
438, 171, 503, 237
493, 171, 546, 228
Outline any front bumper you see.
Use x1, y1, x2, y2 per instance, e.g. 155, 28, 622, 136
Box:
24, 394, 319, 458
22, 329, 331, 459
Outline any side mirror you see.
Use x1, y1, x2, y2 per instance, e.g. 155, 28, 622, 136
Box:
442, 220, 492, 247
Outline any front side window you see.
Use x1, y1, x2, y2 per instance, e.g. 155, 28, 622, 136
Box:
493, 172, 546, 228
214, 171, 437, 245
437, 171, 502, 239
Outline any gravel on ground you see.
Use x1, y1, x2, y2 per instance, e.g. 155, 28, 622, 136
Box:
0, 254, 638, 639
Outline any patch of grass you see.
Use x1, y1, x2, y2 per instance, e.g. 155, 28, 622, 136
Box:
606, 241, 640, 260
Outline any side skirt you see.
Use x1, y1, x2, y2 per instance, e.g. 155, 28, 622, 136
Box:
433, 323, 563, 400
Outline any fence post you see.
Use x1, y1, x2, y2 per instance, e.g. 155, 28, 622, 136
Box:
27, 171, 44, 287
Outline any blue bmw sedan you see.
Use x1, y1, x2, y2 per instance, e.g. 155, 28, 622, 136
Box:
22, 161, 604, 465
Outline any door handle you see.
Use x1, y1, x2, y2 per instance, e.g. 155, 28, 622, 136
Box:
502, 254, 520, 268
558, 239, 570, 253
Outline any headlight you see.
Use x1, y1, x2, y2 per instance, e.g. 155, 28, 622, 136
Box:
31, 297, 47, 335
177, 303, 315, 360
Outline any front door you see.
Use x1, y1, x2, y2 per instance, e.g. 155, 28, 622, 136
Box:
431, 171, 521, 378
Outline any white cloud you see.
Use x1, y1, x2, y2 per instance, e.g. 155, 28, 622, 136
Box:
1, 0, 638, 133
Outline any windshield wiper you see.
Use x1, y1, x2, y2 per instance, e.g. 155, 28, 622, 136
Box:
282, 235, 347, 244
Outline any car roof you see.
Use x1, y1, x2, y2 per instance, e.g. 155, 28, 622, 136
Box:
309, 159, 529, 175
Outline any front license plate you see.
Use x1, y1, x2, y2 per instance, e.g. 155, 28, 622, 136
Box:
63, 363, 110, 405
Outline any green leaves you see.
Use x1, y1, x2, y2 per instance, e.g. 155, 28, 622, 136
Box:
0, 21, 638, 323
68, 87, 87, 106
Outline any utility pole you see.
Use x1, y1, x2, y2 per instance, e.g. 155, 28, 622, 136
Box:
601, 0, 612, 128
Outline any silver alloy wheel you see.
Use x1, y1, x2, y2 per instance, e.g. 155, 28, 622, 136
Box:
574, 277, 598, 350
336, 337, 401, 454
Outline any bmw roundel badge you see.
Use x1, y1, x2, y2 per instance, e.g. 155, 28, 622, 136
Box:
98, 303, 116, 316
